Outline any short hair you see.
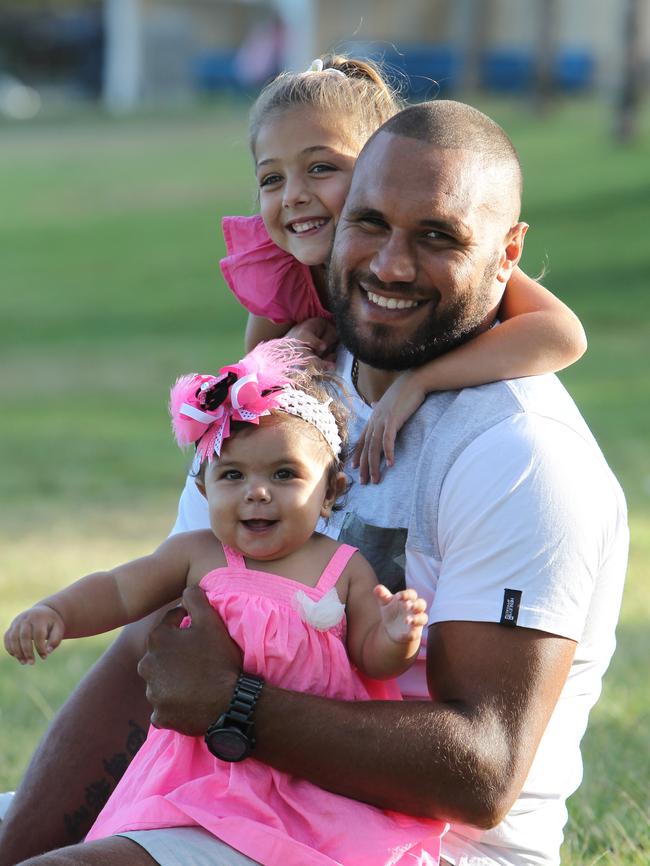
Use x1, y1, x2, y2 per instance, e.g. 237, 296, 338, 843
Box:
376, 100, 523, 213
249, 53, 403, 154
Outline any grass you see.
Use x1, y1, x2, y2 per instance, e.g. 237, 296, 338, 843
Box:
0, 98, 649, 863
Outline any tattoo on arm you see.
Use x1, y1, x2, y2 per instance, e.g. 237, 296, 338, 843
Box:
62, 719, 148, 842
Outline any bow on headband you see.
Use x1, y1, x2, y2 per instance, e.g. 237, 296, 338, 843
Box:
170, 341, 306, 465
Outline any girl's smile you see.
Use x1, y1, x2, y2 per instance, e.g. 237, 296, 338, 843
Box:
254, 107, 359, 269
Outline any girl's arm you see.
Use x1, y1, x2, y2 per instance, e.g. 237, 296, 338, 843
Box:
245, 314, 293, 353
246, 313, 339, 362
3, 533, 196, 664
354, 267, 588, 483
343, 553, 428, 680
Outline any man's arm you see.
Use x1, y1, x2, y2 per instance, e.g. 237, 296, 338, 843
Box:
139, 585, 575, 827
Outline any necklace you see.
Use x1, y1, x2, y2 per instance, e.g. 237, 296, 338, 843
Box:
351, 356, 359, 389
350, 357, 371, 406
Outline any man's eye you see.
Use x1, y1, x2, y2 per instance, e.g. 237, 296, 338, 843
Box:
357, 216, 387, 231
259, 173, 282, 188
424, 229, 452, 242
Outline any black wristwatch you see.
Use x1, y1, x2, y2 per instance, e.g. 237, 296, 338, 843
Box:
204, 673, 264, 762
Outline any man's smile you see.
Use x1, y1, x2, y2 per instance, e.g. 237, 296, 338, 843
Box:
365, 290, 421, 310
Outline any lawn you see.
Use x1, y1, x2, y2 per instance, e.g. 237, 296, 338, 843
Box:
0, 98, 648, 864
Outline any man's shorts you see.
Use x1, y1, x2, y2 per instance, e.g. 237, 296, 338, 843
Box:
118, 828, 262, 865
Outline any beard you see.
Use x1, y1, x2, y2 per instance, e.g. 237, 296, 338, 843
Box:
328, 256, 500, 371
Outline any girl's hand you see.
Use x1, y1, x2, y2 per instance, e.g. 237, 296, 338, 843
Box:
353, 370, 426, 484
374, 585, 428, 644
285, 317, 338, 363
3, 604, 65, 665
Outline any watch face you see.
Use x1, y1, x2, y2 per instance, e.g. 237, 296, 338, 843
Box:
206, 727, 250, 762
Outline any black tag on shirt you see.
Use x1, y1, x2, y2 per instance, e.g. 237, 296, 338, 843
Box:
500, 589, 522, 626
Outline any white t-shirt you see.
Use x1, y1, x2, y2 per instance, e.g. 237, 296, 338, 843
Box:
172, 352, 628, 866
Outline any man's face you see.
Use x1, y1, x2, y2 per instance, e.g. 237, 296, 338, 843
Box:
328, 132, 522, 370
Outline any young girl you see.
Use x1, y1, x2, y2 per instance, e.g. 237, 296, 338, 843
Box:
220, 54, 587, 483
4, 340, 447, 866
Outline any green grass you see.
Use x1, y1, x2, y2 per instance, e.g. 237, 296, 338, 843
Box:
0, 99, 649, 863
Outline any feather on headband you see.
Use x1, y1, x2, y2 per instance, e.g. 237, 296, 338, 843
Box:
170, 340, 342, 466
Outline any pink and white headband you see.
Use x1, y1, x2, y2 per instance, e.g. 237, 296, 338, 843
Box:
170, 340, 342, 466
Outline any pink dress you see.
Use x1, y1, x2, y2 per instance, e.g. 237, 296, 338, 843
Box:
86, 544, 446, 865
220, 214, 334, 325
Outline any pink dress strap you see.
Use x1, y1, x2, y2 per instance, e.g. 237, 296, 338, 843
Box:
219, 214, 333, 325
222, 545, 246, 569
316, 543, 359, 595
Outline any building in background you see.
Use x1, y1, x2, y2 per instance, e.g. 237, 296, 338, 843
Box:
0, 0, 648, 114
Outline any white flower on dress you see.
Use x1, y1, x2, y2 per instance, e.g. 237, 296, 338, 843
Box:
292, 587, 345, 630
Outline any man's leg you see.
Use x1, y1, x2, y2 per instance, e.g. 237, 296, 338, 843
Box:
19, 836, 158, 865
0, 615, 154, 866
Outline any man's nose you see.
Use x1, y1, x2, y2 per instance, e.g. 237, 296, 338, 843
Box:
369, 233, 417, 284
282, 175, 310, 209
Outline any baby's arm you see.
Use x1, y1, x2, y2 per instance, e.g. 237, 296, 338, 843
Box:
354, 267, 587, 482
3, 533, 196, 665
344, 553, 428, 680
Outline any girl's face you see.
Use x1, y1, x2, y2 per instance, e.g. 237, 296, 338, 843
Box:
199, 414, 343, 563
254, 107, 360, 267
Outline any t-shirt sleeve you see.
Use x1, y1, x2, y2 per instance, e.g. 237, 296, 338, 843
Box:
169, 473, 211, 537
431, 413, 611, 640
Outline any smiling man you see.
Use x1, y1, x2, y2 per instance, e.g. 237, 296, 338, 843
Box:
1, 102, 628, 866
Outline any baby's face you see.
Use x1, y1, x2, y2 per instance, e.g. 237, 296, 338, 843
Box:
201, 415, 336, 563
254, 107, 360, 268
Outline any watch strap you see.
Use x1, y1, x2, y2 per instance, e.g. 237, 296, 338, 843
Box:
205, 672, 264, 747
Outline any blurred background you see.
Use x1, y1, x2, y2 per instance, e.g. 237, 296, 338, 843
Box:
1, 1, 649, 864
0, 0, 648, 134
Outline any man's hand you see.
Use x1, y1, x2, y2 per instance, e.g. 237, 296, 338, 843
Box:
137, 585, 241, 735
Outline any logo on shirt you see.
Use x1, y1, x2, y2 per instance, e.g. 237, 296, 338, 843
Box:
500, 588, 522, 626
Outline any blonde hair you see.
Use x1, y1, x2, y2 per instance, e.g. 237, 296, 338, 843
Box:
249, 53, 403, 154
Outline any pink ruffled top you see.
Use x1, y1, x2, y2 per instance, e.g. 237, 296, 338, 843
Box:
220, 215, 333, 325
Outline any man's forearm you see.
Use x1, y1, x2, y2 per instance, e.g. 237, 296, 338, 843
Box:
0, 623, 150, 865
252, 684, 504, 827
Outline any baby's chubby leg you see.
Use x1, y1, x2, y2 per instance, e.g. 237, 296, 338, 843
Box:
18, 837, 158, 865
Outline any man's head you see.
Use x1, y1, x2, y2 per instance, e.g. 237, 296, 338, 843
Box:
328, 100, 528, 370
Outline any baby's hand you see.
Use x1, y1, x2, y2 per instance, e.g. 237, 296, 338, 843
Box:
374, 585, 428, 644
3, 604, 65, 665
352, 371, 426, 484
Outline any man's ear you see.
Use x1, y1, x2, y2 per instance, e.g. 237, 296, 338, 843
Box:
195, 478, 207, 499
496, 222, 528, 284
321, 471, 347, 518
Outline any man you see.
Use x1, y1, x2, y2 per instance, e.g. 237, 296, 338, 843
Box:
1, 101, 627, 866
